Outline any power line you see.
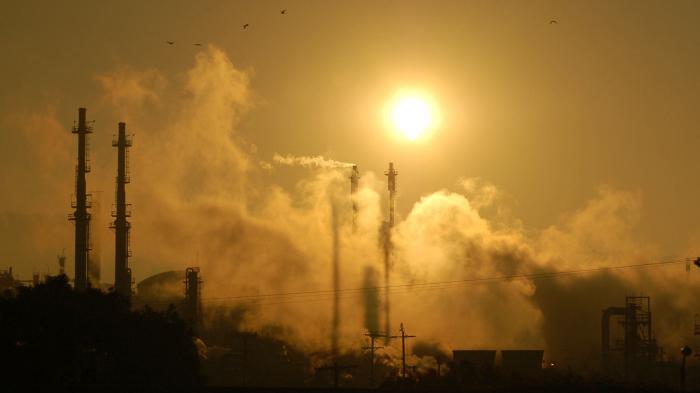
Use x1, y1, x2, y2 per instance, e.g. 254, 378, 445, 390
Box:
133, 257, 691, 307
206, 257, 690, 302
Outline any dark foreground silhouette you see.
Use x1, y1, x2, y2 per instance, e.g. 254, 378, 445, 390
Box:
0, 275, 201, 390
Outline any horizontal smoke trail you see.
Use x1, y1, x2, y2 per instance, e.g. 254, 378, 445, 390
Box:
272, 153, 354, 169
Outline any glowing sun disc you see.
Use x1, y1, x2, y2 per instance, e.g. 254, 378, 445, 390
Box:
387, 93, 437, 141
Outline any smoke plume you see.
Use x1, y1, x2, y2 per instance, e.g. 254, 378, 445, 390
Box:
4, 45, 700, 373
361, 266, 380, 333
273, 153, 355, 169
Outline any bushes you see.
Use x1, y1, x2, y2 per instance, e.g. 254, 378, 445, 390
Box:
0, 275, 201, 388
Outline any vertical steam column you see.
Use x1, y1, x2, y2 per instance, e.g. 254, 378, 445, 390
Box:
350, 165, 359, 230
111, 122, 132, 297
69, 107, 92, 290
383, 162, 398, 340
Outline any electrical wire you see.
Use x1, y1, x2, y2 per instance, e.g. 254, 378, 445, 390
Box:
132, 257, 691, 307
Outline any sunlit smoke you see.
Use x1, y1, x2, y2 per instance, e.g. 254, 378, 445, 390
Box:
272, 153, 355, 169
5, 45, 700, 372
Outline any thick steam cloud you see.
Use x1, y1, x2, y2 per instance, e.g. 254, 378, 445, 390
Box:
7, 45, 700, 371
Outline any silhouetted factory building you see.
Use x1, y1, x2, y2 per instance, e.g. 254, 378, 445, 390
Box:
0, 267, 21, 292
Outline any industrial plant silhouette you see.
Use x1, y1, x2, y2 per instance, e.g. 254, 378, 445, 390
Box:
1, 106, 699, 392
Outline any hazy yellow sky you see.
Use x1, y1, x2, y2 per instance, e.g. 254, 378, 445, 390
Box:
2, 0, 700, 276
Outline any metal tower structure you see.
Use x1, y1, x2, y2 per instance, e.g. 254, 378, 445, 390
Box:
88, 190, 102, 286
382, 162, 398, 342
185, 267, 202, 333
601, 296, 658, 378
111, 122, 132, 297
623, 296, 655, 376
385, 162, 398, 226
69, 107, 92, 290
57, 249, 66, 275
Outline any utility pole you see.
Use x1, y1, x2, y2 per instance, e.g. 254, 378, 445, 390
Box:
363, 330, 386, 386
390, 323, 416, 379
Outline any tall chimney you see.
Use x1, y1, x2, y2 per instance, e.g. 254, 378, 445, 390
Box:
58, 249, 66, 276
69, 107, 92, 290
185, 267, 202, 333
383, 162, 398, 341
112, 122, 132, 297
88, 191, 102, 286
385, 162, 397, 226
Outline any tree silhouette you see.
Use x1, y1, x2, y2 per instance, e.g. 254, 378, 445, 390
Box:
0, 275, 201, 389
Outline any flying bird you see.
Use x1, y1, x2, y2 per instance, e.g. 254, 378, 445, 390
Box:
281, 9, 287, 14
165, 41, 175, 45
193, 43, 203, 46
549, 19, 558, 24
243, 23, 249, 29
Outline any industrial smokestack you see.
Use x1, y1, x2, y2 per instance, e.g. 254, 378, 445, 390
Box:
57, 249, 66, 276
331, 203, 341, 360
88, 191, 102, 286
184, 267, 202, 333
382, 162, 398, 341
69, 107, 92, 290
385, 162, 397, 226
111, 122, 132, 297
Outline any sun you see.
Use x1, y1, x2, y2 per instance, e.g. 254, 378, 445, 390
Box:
387, 92, 438, 141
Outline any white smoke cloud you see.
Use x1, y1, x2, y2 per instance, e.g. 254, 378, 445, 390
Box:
94, 65, 166, 120
272, 153, 355, 169
7, 44, 698, 371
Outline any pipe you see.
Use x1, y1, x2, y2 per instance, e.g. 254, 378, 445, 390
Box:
602, 306, 627, 370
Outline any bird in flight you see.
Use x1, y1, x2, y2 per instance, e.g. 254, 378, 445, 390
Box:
549, 19, 558, 24
165, 41, 175, 45
281, 9, 287, 14
193, 43, 203, 46
243, 23, 249, 29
